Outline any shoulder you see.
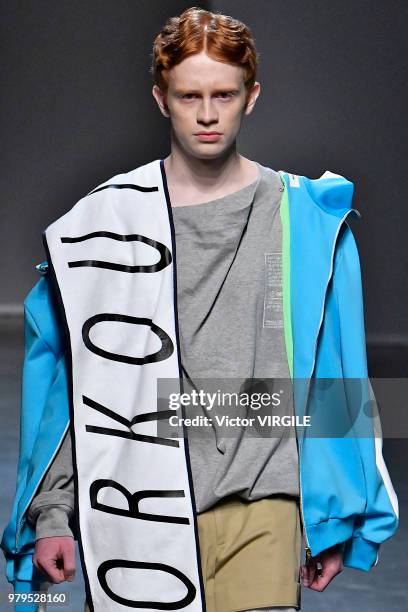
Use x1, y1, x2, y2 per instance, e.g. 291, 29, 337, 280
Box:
84, 159, 161, 196
44, 159, 162, 232
280, 169, 359, 219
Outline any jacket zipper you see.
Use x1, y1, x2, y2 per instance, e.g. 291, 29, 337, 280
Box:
295, 421, 310, 556
278, 172, 312, 559
15, 422, 70, 550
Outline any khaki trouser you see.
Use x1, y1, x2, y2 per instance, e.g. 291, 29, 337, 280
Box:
84, 495, 301, 612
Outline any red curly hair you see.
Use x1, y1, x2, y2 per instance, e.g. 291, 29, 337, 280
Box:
150, 6, 259, 101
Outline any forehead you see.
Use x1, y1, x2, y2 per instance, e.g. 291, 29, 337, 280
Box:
166, 51, 245, 90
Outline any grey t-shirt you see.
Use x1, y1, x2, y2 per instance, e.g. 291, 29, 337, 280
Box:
172, 162, 299, 511
27, 161, 299, 539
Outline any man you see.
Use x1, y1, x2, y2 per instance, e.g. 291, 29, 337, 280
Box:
1, 7, 398, 612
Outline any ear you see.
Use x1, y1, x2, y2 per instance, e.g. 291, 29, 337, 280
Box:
244, 81, 261, 116
152, 85, 170, 118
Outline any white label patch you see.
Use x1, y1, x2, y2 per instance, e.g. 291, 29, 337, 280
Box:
263, 252, 283, 329
289, 173, 300, 187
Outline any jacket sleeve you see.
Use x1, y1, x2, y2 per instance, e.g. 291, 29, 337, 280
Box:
333, 222, 399, 570
1, 269, 72, 610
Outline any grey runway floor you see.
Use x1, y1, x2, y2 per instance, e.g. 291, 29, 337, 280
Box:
0, 318, 407, 611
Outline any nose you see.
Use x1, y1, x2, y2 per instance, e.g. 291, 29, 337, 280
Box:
196, 97, 219, 126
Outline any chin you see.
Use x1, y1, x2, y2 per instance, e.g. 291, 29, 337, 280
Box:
190, 146, 227, 160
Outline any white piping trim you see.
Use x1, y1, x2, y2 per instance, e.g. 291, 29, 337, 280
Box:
374, 435, 399, 519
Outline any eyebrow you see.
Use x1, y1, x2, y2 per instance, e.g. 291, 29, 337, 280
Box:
173, 88, 241, 95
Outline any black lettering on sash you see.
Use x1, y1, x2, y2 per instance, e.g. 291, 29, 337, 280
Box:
97, 560, 196, 609
60, 231, 172, 273
89, 482, 190, 525
87, 183, 159, 195
82, 314, 174, 364
84, 395, 180, 448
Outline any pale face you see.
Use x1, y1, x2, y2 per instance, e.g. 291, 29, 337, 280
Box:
152, 51, 260, 160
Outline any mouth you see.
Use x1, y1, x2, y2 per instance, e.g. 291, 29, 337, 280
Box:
194, 132, 222, 142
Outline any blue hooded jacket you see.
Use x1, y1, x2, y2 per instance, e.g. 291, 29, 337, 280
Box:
1, 166, 399, 610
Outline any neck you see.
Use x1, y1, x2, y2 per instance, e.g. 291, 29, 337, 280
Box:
163, 143, 252, 193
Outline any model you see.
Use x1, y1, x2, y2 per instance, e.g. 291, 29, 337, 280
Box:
1, 7, 398, 612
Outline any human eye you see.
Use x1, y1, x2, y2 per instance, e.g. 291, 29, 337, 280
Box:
216, 91, 235, 100
181, 93, 197, 100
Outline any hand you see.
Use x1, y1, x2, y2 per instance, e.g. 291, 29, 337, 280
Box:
300, 543, 343, 592
32, 536, 76, 584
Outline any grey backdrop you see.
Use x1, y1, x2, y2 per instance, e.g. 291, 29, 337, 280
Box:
1, 0, 407, 346
1, 2, 407, 611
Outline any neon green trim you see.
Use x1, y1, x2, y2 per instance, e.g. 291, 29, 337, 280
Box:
279, 173, 294, 379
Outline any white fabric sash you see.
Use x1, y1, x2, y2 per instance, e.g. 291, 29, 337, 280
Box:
43, 159, 205, 611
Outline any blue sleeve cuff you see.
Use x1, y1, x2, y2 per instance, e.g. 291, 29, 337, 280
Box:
343, 536, 379, 571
